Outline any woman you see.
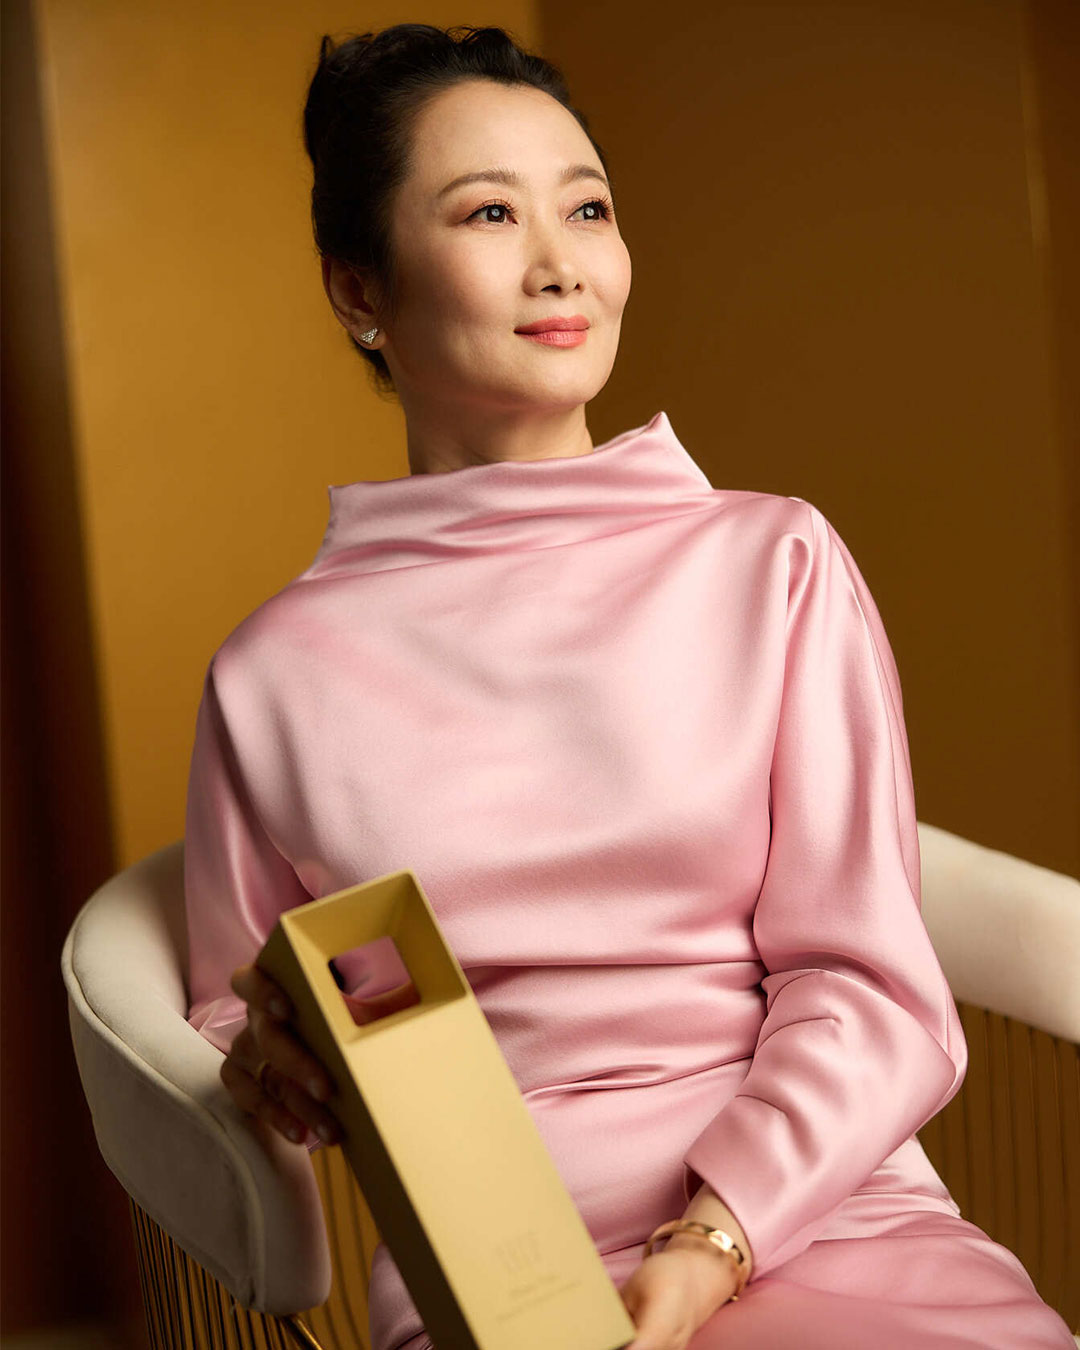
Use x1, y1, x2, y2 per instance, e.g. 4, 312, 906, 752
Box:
182, 23, 1075, 1350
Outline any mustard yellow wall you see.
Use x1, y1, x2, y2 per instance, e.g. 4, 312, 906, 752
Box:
541, 0, 1079, 875
33, 0, 1078, 874
32, 0, 543, 868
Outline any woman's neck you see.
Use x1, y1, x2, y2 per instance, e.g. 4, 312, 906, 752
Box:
402, 403, 595, 476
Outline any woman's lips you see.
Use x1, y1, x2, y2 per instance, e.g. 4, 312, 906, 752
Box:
517, 328, 588, 346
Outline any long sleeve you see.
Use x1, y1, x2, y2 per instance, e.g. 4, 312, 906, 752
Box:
682, 500, 968, 1277
183, 660, 313, 1056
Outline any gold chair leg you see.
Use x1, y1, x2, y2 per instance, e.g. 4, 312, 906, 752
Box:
279, 1314, 327, 1350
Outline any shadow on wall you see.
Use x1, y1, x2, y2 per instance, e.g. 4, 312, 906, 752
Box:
1, 0, 140, 1342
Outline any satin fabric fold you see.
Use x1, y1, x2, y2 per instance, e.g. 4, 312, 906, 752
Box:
183, 410, 1074, 1348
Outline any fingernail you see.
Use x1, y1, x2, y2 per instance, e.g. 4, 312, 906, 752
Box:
287, 1123, 303, 1143
316, 1124, 336, 1144
269, 996, 289, 1018
308, 1076, 328, 1102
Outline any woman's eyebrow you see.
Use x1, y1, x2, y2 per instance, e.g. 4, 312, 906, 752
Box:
437, 163, 610, 198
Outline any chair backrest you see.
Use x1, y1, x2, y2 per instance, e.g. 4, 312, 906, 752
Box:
62, 840, 332, 1314
917, 822, 1080, 1042
914, 824, 1079, 1334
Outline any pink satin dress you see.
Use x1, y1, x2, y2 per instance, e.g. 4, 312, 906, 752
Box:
183, 411, 1075, 1349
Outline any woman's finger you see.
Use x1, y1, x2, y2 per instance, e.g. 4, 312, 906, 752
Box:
224, 971, 344, 1145
220, 1051, 307, 1144
225, 1028, 341, 1145
274, 1075, 343, 1146
232, 964, 336, 1103
231, 963, 291, 1020
249, 1005, 335, 1103
240, 1032, 342, 1142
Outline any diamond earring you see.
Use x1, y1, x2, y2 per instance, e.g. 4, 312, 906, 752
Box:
359, 327, 379, 344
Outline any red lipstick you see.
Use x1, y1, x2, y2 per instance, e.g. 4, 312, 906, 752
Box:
514, 315, 590, 333
515, 315, 590, 346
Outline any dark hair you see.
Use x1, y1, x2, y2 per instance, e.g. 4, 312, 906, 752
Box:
302, 23, 614, 396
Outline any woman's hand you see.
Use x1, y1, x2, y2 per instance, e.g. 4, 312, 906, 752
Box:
617, 1242, 740, 1350
220, 963, 343, 1147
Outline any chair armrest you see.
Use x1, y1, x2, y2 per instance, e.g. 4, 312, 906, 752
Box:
61, 844, 331, 1314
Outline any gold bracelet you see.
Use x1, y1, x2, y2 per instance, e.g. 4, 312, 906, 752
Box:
643, 1219, 750, 1301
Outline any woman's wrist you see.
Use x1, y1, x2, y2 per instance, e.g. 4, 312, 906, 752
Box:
644, 1178, 753, 1308
661, 1229, 744, 1295
676, 1179, 752, 1273
653, 1230, 742, 1323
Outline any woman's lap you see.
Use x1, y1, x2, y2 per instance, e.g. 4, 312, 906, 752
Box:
688, 1210, 1074, 1349
391, 1210, 1075, 1350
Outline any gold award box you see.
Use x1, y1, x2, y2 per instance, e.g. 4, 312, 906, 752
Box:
256, 868, 638, 1350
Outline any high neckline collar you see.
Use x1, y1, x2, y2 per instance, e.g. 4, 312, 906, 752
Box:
304, 410, 716, 578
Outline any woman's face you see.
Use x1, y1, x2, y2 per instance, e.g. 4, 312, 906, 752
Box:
368, 78, 632, 418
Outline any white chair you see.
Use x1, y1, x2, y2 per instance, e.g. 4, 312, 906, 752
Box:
62, 824, 1080, 1348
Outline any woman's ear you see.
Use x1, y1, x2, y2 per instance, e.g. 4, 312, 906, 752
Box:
321, 256, 380, 341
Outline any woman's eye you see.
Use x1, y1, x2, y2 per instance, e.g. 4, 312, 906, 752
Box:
468, 197, 613, 225
573, 198, 613, 222
471, 200, 512, 224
